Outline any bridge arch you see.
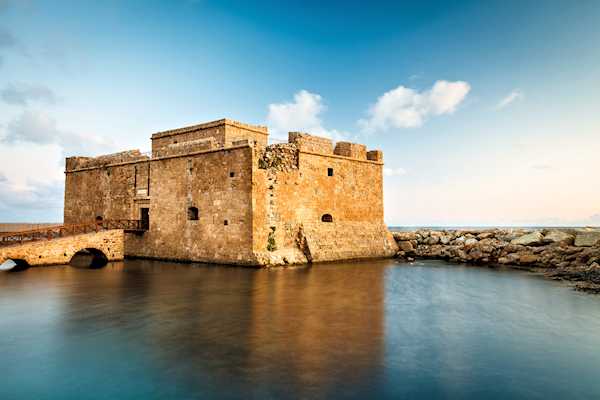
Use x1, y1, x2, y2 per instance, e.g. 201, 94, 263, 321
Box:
69, 248, 109, 269
0, 258, 30, 272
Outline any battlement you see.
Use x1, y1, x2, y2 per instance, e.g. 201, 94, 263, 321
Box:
151, 118, 268, 139
287, 132, 381, 162
152, 137, 217, 158
66, 150, 149, 171
151, 118, 269, 155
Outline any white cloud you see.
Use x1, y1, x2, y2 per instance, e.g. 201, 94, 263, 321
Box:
383, 167, 407, 177
266, 90, 348, 141
1, 82, 57, 105
0, 142, 65, 222
359, 80, 471, 133
3, 110, 113, 156
496, 89, 523, 109
0, 172, 63, 213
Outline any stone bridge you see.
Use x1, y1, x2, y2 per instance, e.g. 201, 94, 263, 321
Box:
0, 229, 125, 270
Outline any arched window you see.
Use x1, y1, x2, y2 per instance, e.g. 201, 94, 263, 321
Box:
321, 214, 333, 223
187, 207, 199, 221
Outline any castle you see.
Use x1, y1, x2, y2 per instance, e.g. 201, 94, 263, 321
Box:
64, 119, 397, 266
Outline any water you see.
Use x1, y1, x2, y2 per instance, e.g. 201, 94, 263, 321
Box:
1, 259, 600, 399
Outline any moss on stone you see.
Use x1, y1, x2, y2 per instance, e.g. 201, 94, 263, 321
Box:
267, 227, 277, 252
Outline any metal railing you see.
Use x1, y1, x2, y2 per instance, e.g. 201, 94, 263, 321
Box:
0, 219, 147, 247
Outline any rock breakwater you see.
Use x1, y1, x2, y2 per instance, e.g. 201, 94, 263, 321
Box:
393, 228, 600, 293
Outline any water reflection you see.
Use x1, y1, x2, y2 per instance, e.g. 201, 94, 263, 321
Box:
51, 260, 387, 399
1, 259, 600, 399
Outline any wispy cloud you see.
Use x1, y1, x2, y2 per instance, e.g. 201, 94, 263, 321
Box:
0, 172, 63, 212
496, 89, 523, 109
383, 167, 407, 177
1, 82, 57, 105
266, 90, 348, 140
359, 80, 470, 133
531, 163, 551, 170
3, 110, 113, 156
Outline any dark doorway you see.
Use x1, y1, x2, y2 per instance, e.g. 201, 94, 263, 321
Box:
140, 208, 150, 230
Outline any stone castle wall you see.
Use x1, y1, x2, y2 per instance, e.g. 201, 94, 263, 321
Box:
63, 119, 396, 266
151, 119, 268, 155
252, 134, 397, 265
125, 145, 255, 264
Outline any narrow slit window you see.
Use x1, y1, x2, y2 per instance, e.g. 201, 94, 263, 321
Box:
327, 168, 334, 176
321, 214, 333, 223
188, 207, 199, 221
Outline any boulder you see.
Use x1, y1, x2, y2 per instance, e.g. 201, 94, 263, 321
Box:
498, 253, 520, 264
519, 254, 539, 265
543, 230, 574, 245
397, 241, 414, 253
477, 231, 495, 239
453, 236, 466, 245
393, 231, 418, 241
464, 238, 478, 247
426, 236, 440, 245
511, 231, 544, 246
588, 262, 600, 272
574, 230, 600, 247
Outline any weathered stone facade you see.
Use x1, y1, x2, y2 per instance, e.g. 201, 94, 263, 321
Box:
0, 229, 124, 267
64, 119, 397, 266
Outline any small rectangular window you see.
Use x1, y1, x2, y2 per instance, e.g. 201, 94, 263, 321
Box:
327, 168, 334, 176
230, 172, 235, 178
224, 220, 229, 226
188, 207, 199, 221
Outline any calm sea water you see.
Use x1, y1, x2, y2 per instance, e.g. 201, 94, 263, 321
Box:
1, 259, 600, 400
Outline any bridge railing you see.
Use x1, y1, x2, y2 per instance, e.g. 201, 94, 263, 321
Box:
0, 219, 146, 247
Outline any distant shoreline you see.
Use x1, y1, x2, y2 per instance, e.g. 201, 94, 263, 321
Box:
0, 223, 62, 233
389, 226, 600, 231
2, 223, 598, 233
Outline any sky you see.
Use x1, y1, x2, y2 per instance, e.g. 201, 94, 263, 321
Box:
0, 0, 599, 226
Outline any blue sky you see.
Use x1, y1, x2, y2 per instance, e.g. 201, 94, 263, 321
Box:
0, 0, 599, 225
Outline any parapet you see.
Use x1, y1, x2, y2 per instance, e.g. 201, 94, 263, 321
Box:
366, 150, 383, 162
288, 132, 333, 155
151, 118, 268, 155
151, 118, 267, 140
66, 150, 149, 171
152, 137, 217, 158
286, 132, 382, 162
334, 142, 367, 159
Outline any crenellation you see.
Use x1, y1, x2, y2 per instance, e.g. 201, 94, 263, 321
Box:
66, 150, 149, 171
288, 132, 333, 155
334, 141, 367, 159
366, 150, 383, 162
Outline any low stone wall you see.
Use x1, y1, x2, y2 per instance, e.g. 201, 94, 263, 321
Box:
393, 228, 600, 293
